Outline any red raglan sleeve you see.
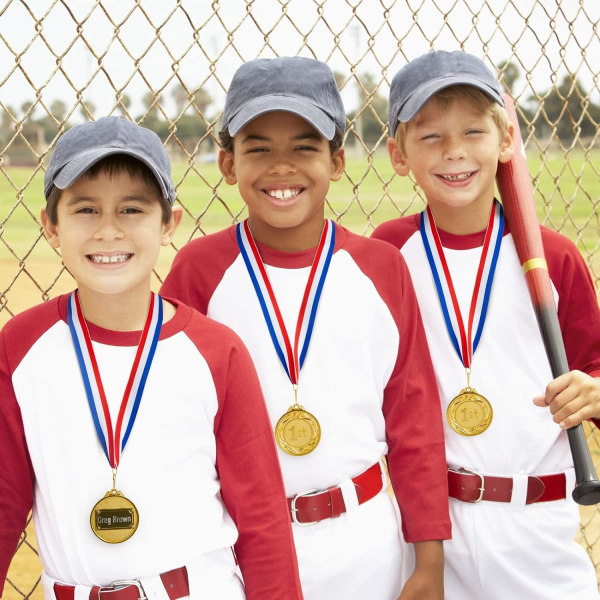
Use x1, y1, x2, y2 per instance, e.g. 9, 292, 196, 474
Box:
383, 253, 451, 542
544, 227, 600, 429
544, 227, 600, 378
347, 231, 451, 543
205, 319, 303, 600
0, 324, 35, 594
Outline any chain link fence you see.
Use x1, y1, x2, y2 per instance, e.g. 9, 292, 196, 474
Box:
1, 0, 600, 596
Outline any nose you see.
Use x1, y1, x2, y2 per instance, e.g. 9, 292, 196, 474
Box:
442, 137, 466, 161
268, 152, 296, 176
94, 213, 124, 240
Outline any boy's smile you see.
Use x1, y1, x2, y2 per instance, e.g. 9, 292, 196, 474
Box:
41, 170, 180, 327
87, 252, 133, 264
219, 111, 345, 251
388, 96, 513, 233
263, 186, 304, 204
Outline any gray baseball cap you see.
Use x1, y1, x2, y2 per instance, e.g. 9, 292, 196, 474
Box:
388, 50, 504, 136
221, 56, 346, 140
44, 116, 176, 204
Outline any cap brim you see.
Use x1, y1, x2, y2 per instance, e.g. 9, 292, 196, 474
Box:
49, 147, 172, 203
227, 95, 336, 140
397, 75, 504, 123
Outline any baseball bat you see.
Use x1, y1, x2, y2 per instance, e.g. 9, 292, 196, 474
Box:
496, 93, 600, 505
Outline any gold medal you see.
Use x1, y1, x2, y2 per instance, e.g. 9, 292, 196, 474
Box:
90, 488, 138, 543
447, 386, 493, 436
275, 404, 321, 456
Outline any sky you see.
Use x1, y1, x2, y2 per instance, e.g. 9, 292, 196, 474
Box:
0, 0, 598, 122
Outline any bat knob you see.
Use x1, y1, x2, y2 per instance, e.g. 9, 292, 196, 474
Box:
572, 479, 600, 506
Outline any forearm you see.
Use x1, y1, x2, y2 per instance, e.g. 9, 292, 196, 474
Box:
398, 540, 444, 600
414, 540, 444, 576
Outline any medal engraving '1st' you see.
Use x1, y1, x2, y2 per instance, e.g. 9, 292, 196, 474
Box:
446, 387, 493, 436
91, 489, 139, 543
275, 405, 321, 456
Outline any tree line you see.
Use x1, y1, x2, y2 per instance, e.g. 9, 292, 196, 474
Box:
3, 60, 599, 166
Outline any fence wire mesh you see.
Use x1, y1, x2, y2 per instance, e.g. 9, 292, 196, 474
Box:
1, 0, 600, 596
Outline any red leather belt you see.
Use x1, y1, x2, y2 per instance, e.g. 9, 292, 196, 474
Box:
53, 566, 189, 600
448, 468, 567, 504
287, 462, 383, 524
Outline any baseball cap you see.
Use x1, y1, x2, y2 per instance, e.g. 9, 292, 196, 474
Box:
388, 50, 504, 136
221, 56, 346, 140
44, 116, 176, 204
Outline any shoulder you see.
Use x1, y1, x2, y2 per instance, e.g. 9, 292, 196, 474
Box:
370, 213, 421, 249
169, 300, 253, 358
539, 225, 590, 277
173, 226, 239, 263
335, 222, 407, 261
1, 295, 65, 372
161, 226, 241, 310
332, 223, 416, 299
540, 224, 580, 254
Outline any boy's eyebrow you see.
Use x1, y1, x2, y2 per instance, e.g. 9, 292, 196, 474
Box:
240, 134, 270, 144
240, 131, 322, 144
63, 194, 155, 205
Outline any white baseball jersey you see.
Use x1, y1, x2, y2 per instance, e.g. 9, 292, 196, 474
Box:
372, 211, 600, 599
0, 296, 302, 600
161, 222, 451, 599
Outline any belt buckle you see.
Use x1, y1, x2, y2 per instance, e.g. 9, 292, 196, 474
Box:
290, 488, 320, 526
104, 580, 147, 600
457, 467, 485, 503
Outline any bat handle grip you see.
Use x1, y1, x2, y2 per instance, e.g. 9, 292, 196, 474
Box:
536, 303, 600, 505
568, 424, 600, 505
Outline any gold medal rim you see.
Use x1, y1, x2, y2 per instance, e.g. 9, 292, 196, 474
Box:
90, 491, 139, 544
275, 406, 321, 456
446, 388, 493, 436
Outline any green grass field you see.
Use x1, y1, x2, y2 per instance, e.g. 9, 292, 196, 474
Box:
2, 148, 599, 245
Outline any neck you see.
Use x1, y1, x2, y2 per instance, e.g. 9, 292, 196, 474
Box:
429, 200, 494, 235
247, 217, 326, 252
76, 288, 154, 331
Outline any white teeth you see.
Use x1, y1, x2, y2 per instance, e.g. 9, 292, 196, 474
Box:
89, 254, 130, 264
268, 188, 299, 200
441, 172, 473, 181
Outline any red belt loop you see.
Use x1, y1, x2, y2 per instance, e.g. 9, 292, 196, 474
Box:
287, 462, 384, 525
53, 566, 189, 600
448, 468, 567, 504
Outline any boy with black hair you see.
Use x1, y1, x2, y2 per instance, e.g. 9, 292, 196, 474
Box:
0, 116, 303, 600
373, 49, 600, 599
161, 56, 451, 600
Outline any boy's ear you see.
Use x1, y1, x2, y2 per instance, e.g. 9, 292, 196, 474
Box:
161, 205, 183, 247
387, 137, 410, 176
40, 208, 61, 249
218, 148, 237, 185
330, 147, 346, 182
498, 123, 515, 164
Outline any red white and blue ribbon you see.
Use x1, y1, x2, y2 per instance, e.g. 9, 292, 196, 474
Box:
419, 200, 504, 368
236, 219, 335, 383
67, 291, 163, 468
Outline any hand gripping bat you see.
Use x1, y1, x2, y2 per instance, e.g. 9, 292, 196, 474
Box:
496, 93, 600, 506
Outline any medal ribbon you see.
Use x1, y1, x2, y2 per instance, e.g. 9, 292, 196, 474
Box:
236, 219, 335, 384
420, 200, 504, 369
67, 291, 163, 468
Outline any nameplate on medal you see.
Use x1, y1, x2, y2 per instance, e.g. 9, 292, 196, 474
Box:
91, 490, 139, 543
